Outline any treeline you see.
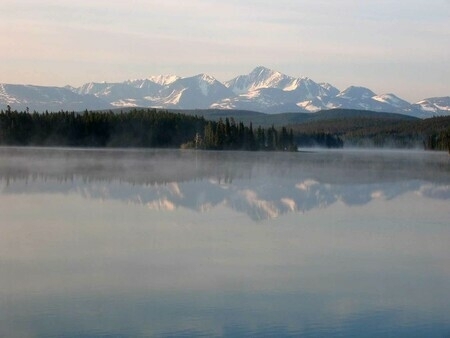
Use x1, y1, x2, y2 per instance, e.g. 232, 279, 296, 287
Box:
424, 130, 450, 152
0, 109, 302, 151
295, 132, 343, 148
185, 118, 297, 151
417, 116, 450, 152
11, 107, 448, 151
0, 108, 206, 148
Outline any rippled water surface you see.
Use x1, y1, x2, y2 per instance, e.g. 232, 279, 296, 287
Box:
0, 147, 449, 337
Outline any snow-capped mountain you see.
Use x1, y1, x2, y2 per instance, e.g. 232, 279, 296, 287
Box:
75, 82, 149, 107
226, 66, 298, 93
0, 83, 111, 112
220, 66, 339, 112
1, 67, 449, 118
412, 97, 450, 116
372, 93, 411, 109
152, 73, 234, 109
146, 75, 180, 86
226, 66, 338, 98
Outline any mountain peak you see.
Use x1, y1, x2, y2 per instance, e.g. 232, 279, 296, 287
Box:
196, 73, 217, 84
226, 66, 292, 94
338, 86, 376, 99
148, 74, 180, 86
250, 66, 286, 82
251, 65, 277, 75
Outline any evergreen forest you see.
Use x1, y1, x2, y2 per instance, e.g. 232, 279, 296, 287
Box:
1, 107, 449, 152
0, 108, 297, 151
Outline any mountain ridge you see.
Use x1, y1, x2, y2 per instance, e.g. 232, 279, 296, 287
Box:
1, 67, 449, 118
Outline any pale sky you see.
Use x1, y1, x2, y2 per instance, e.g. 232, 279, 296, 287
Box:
1, 0, 449, 102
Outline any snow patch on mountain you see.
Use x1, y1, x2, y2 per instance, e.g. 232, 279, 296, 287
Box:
147, 75, 180, 86
297, 98, 326, 113
319, 83, 340, 97
111, 99, 138, 107
0, 84, 21, 105
163, 88, 187, 105
297, 101, 320, 112
197, 74, 217, 96
372, 93, 410, 109
210, 99, 235, 110
413, 97, 450, 116
419, 97, 450, 111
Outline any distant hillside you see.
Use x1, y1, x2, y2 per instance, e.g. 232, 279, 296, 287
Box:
287, 110, 417, 134
168, 108, 417, 127
288, 113, 450, 150
102, 107, 310, 127
304, 109, 418, 122
173, 109, 311, 127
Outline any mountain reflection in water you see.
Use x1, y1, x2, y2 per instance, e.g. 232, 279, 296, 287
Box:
1, 147, 449, 220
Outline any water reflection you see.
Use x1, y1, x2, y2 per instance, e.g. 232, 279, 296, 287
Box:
1, 147, 449, 220
1, 147, 450, 337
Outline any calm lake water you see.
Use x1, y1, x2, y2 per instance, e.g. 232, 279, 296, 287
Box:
0, 147, 449, 337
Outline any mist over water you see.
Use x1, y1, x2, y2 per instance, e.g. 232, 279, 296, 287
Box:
0, 147, 449, 337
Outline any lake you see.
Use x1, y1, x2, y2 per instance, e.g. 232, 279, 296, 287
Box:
0, 147, 449, 337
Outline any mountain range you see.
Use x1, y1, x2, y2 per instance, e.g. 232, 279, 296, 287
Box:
1, 66, 449, 118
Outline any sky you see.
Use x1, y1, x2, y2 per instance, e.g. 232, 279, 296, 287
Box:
0, 0, 449, 102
